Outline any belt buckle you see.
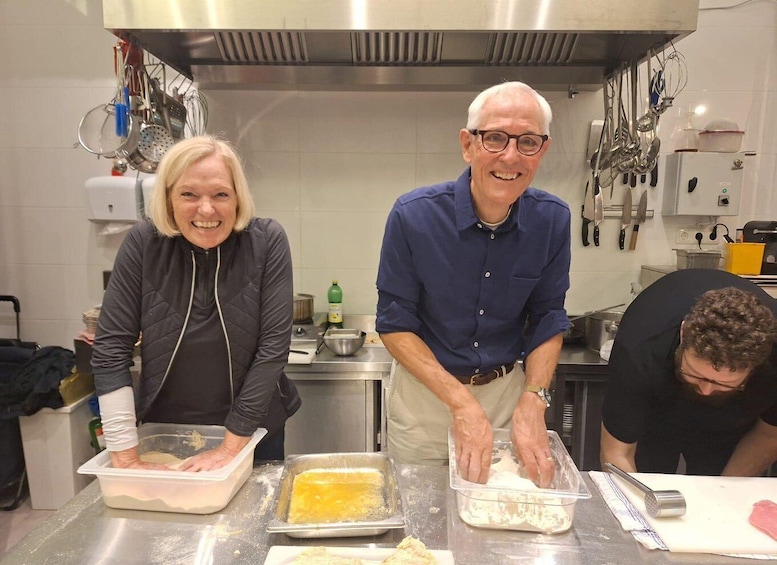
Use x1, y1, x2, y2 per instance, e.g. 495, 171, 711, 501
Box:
470, 368, 498, 386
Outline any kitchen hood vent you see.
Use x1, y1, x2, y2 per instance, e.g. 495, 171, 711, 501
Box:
486, 33, 578, 66
103, 0, 699, 91
215, 32, 310, 65
352, 33, 442, 65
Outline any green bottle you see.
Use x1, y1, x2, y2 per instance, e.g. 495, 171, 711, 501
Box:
89, 417, 106, 453
327, 280, 343, 328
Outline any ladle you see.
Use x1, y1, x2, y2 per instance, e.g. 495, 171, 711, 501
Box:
604, 463, 687, 518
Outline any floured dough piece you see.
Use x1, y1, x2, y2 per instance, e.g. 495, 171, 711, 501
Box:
381, 536, 438, 564
292, 547, 362, 565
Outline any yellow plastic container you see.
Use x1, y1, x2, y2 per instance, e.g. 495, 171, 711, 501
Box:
724, 242, 765, 275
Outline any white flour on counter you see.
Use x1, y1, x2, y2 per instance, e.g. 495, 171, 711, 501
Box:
457, 448, 572, 533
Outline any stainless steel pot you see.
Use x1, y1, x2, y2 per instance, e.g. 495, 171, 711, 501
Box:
585, 311, 623, 352
293, 294, 314, 322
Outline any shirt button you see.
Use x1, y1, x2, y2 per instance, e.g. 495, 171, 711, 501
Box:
477, 223, 483, 229
490, 233, 495, 240
479, 309, 484, 315
485, 272, 491, 278
474, 341, 479, 347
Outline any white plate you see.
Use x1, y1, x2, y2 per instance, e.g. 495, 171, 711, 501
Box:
264, 545, 455, 564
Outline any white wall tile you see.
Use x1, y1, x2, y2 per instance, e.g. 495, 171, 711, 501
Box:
300, 152, 416, 212
0, 0, 105, 26
414, 153, 467, 189
0, 23, 117, 87
246, 151, 301, 210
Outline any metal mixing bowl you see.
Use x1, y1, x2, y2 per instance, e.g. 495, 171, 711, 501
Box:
323, 328, 366, 356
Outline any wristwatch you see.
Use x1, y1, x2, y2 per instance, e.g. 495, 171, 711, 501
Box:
524, 385, 552, 407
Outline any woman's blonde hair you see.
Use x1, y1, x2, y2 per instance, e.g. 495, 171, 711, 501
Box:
148, 135, 256, 236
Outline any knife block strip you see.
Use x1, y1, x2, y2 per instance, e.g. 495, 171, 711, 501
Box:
603, 205, 654, 220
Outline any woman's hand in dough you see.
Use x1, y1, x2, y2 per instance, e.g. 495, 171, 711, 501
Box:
178, 446, 238, 472
110, 447, 170, 471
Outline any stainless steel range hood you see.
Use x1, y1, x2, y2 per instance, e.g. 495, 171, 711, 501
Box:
103, 0, 699, 91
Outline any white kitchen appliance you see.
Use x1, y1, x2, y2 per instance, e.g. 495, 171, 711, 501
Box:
661, 152, 744, 216
85, 176, 142, 222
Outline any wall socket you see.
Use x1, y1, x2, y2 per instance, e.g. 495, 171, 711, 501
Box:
675, 227, 717, 244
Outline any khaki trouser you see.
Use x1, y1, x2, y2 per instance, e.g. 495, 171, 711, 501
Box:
386, 361, 525, 464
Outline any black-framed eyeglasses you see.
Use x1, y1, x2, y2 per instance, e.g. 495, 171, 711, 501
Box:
469, 129, 548, 156
676, 368, 747, 391
677, 349, 748, 391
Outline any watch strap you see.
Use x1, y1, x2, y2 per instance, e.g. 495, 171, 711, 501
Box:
524, 384, 551, 407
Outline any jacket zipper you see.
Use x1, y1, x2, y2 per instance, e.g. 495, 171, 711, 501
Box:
158, 249, 197, 392
213, 246, 235, 402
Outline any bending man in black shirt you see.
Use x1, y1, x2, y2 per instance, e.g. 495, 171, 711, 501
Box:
601, 269, 777, 476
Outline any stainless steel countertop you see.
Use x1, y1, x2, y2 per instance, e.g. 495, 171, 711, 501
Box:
287, 345, 394, 374
286, 343, 607, 377
1, 464, 755, 564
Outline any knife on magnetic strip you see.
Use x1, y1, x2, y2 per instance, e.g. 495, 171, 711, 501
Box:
619, 187, 632, 251
582, 180, 594, 246
629, 190, 648, 250
593, 176, 604, 247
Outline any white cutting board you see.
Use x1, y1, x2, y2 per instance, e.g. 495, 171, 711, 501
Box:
264, 545, 455, 564
287, 347, 316, 365
613, 473, 777, 554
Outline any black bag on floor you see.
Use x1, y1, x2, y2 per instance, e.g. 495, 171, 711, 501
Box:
0, 295, 39, 511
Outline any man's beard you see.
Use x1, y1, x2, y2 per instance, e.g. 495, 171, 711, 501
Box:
673, 347, 742, 406
675, 378, 739, 406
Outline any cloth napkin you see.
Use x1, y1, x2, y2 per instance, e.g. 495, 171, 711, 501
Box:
588, 470, 667, 550
589, 471, 777, 560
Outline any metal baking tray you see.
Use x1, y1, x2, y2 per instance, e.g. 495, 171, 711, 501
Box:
266, 452, 405, 538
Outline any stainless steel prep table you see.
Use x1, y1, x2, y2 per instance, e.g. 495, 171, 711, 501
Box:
1, 463, 757, 564
284, 346, 393, 454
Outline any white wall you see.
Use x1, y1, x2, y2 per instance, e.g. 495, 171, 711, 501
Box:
1, 0, 776, 348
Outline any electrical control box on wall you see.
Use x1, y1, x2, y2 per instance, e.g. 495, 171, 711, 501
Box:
661, 152, 744, 216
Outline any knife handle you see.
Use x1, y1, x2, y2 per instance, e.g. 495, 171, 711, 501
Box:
619, 228, 625, 250
594, 225, 600, 247
650, 163, 659, 187
582, 218, 590, 247
629, 224, 640, 250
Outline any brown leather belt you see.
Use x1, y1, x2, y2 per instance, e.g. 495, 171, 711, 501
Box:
460, 363, 515, 386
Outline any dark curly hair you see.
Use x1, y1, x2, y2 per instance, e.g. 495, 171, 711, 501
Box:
682, 287, 776, 372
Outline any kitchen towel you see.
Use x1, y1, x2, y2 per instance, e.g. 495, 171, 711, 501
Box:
589, 471, 777, 559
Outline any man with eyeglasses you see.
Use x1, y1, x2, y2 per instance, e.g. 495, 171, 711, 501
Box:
376, 82, 571, 486
601, 268, 777, 476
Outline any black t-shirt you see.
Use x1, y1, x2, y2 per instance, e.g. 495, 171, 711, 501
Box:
601, 269, 777, 474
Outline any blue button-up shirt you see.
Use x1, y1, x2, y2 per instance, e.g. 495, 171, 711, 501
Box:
376, 168, 571, 376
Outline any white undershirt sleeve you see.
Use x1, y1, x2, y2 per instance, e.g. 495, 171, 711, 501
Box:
98, 386, 139, 451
